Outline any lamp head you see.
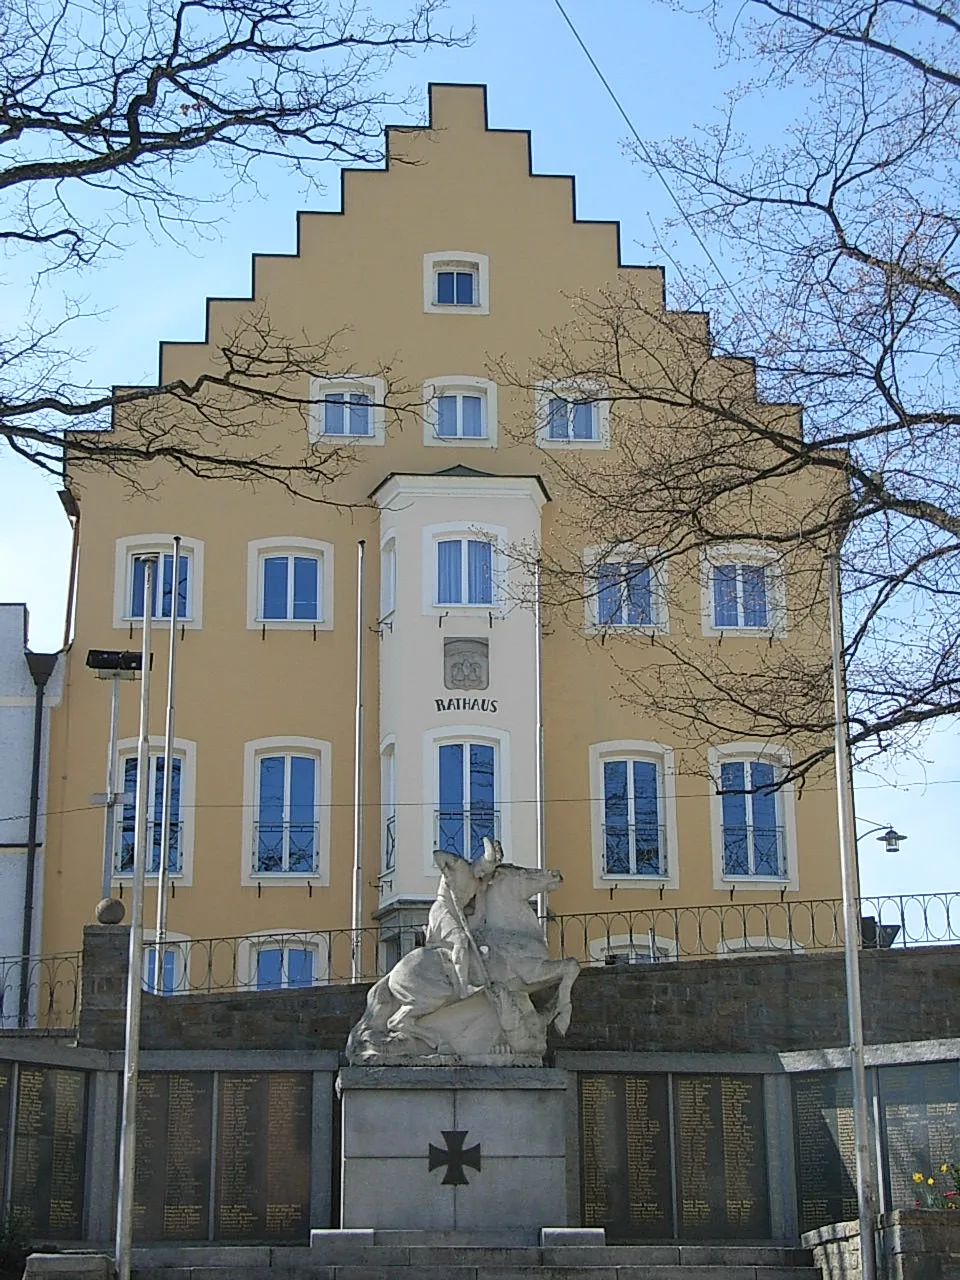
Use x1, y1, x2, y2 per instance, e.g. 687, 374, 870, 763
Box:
877, 827, 907, 854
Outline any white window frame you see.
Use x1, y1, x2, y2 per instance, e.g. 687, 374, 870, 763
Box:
237, 931, 331, 990
423, 376, 498, 448
307, 376, 386, 445
423, 251, 490, 315
422, 725, 511, 872
584, 546, 668, 633
589, 741, 679, 890
535, 382, 610, 449
708, 742, 798, 891
246, 538, 334, 631
113, 535, 204, 630
241, 737, 332, 886
111, 736, 197, 887
701, 544, 786, 637
422, 522, 506, 616
379, 532, 397, 622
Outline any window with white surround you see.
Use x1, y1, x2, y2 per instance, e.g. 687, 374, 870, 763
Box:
424, 377, 497, 447
236, 933, 331, 989
536, 383, 609, 448
112, 737, 196, 885
436, 739, 498, 861
708, 743, 798, 889
246, 539, 333, 630
242, 738, 331, 884
113, 535, 204, 629
308, 377, 386, 445
423, 252, 489, 315
587, 549, 666, 631
703, 546, 784, 635
380, 535, 397, 621
589, 742, 679, 889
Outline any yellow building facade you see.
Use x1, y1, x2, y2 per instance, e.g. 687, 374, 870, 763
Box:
42, 84, 843, 981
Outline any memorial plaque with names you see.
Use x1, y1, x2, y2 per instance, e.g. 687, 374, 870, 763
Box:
133, 1072, 213, 1241
0, 1062, 10, 1208
791, 1071, 857, 1233
673, 1075, 769, 1240
579, 1073, 672, 1240
879, 1062, 960, 1211
215, 1073, 312, 1240
8, 1066, 87, 1238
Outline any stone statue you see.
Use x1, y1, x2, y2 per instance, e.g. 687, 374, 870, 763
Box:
345, 840, 579, 1065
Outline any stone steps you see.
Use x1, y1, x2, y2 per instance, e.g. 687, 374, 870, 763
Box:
117, 1241, 821, 1280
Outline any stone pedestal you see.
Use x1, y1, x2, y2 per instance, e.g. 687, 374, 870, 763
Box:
337, 1066, 569, 1232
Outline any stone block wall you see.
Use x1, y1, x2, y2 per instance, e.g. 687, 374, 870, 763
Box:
76, 925, 960, 1054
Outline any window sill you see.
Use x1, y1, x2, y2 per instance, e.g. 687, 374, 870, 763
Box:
316, 432, 383, 446
704, 625, 783, 638
721, 874, 790, 884
120, 616, 199, 630
587, 623, 667, 636
244, 872, 326, 886
251, 618, 332, 631
424, 303, 486, 316
538, 437, 608, 450
426, 434, 495, 448
433, 602, 498, 612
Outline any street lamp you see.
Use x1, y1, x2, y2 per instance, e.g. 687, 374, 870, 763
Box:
86, 649, 144, 901
827, 551, 879, 1280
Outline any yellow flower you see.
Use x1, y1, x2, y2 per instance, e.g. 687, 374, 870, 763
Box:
929, 1178, 936, 1186
914, 1172, 925, 1183
942, 1165, 951, 1174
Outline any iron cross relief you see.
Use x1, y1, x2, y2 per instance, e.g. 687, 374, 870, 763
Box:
428, 1129, 482, 1185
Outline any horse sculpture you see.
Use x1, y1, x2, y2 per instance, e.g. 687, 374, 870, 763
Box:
346, 845, 579, 1065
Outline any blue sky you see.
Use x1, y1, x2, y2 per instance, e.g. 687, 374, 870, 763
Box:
1, 0, 954, 900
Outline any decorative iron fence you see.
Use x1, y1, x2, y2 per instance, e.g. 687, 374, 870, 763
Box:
140, 891, 960, 997
0, 951, 81, 1031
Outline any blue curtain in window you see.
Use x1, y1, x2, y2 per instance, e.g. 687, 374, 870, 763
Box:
437, 540, 462, 604
348, 393, 371, 436
750, 760, 780, 874
262, 557, 288, 619
720, 760, 749, 874
713, 564, 739, 628
256, 756, 285, 872
624, 564, 652, 625
597, 563, 621, 625
572, 401, 595, 440
437, 396, 458, 437
467, 540, 492, 604
438, 743, 465, 855
741, 565, 769, 627
292, 557, 319, 620
288, 756, 317, 872
603, 760, 630, 874
468, 743, 495, 860
256, 948, 284, 990
633, 760, 661, 873
436, 271, 455, 304
287, 948, 314, 988
462, 396, 483, 437
547, 397, 568, 439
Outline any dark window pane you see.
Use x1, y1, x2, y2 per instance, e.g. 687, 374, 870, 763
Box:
455, 271, 474, 304
437, 395, 458, 437
547, 397, 568, 439
256, 949, 283, 990
467, 540, 492, 604
324, 393, 345, 434
572, 401, 595, 439
742, 564, 769, 627
287, 949, 314, 988
462, 395, 483, 437
263, 556, 288, 619
597, 563, 621, 625
348, 393, 371, 436
436, 271, 455, 304
292, 556, 319, 620
437, 540, 462, 603
624, 564, 652, 625
713, 564, 739, 627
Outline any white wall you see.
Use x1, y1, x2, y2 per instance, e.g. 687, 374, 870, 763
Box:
374, 474, 545, 908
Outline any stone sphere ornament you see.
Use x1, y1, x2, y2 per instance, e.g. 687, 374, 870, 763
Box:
95, 897, 125, 925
